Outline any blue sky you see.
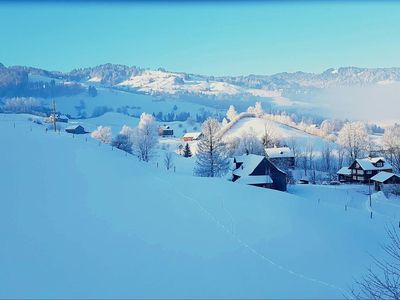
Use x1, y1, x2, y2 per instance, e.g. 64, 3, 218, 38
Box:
0, 1, 400, 76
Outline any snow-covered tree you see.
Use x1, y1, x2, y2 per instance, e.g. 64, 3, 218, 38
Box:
382, 124, 400, 173
337, 121, 369, 160
262, 121, 279, 148
111, 133, 132, 153
320, 119, 334, 135
91, 126, 112, 144
132, 113, 159, 162
221, 117, 228, 127
254, 101, 264, 118
226, 105, 237, 122
194, 118, 230, 177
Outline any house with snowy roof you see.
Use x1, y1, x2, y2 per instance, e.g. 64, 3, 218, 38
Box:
232, 153, 287, 192
340, 157, 393, 183
182, 132, 203, 142
265, 146, 295, 169
371, 171, 400, 191
159, 125, 174, 137
65, 125, 86, 135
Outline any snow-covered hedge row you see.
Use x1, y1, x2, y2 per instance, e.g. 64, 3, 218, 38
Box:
218, 112, 256, 138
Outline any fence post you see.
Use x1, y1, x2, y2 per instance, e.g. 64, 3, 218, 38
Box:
370, 211, 373, 219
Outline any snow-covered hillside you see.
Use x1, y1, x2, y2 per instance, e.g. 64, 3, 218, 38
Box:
117, 69, 281, 99
0, 113, 397, 298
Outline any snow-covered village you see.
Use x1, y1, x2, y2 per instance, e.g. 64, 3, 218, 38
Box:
2, 1, 400, 299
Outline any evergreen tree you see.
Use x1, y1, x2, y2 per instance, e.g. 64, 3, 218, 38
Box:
183, 143, 192, 157
194, 118, 230, 177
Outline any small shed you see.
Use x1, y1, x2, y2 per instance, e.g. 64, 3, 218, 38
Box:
65, 125, 86, 134
371, 171, 400, 191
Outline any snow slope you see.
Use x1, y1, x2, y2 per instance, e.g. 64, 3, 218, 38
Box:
0, 113, 395, 298
222, 116, 330, 151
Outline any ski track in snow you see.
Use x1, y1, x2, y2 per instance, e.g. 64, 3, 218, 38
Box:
152, 174, 349, 298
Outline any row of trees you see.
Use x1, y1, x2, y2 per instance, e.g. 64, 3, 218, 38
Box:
91, 112, 159, 162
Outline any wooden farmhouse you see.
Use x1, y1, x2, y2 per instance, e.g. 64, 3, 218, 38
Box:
232, 153, 287, 192
338, 157, 393, 183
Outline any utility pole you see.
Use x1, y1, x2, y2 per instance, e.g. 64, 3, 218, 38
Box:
369, 178, 372, 207
52, 99, 57, 132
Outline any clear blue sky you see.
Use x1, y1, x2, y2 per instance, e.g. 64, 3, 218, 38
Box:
1, 1, 400, 76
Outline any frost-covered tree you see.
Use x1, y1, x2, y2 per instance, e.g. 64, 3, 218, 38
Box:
382, 124, 400, 173
337, 121, 369, 160
226, 105, 237, 122
132, 113, 159, 162
221, 117, 228, 127
262, 122, 279, 149
91, 126, 112, 144
254, 101, 264, 118
111, 132, 133, 153
194, 118, 230, 177
320, 119, 334, 135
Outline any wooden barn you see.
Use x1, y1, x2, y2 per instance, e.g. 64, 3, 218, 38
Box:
159, 125, 174, 137
340, 157, 393, 183
65, 125, 86, 135
371, 171, 400, 191
182, 132, 203, 142
232, 153, 287, 192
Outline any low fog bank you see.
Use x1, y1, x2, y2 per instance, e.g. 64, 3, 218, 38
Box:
312, 83, 400, 126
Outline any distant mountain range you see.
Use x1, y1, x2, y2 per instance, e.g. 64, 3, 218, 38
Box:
1, 62, 400, 101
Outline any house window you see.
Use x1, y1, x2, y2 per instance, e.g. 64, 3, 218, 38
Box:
376, 162, 383, 167
353, 176, 357, 180
366, 171, 372, 175
355, 163, 360, 168
357, 176, 364, 181
357, 170, 364, 175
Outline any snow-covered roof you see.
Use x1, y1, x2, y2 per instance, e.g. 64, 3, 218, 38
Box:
65, 125, 83, 130
159, 125, 172, 130
353, 157, 392, 171
371, 171, 400, 183
183, 132, 202, 139
233, 154, 265, 177
236, 175, 273, 185
265, 147, 294, 159
337, 167, 351, 176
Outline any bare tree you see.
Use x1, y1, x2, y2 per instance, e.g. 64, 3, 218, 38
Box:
164, 151, 174, 170
353, 226, 400, 299
382, 125, 400, 173
337, 121, 369, 160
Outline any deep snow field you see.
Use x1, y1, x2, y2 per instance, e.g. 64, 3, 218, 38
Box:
1, 113, 399, 298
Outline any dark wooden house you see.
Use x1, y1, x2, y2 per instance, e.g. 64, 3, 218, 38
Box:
371, 171, 400, 191
342, 157, 393, 183
65, 125, 86, 135
232, 154, 287, 192
265, 146, 295, 169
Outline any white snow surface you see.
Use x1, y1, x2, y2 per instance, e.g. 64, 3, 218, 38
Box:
1, 113, 399, 298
